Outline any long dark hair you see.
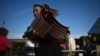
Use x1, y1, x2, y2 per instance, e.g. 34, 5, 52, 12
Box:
33, 4, 58, 17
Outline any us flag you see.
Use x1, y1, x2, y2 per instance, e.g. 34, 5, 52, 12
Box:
31, 12, 68, 39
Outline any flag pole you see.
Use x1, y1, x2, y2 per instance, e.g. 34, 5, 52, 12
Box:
2, 21, 5, 28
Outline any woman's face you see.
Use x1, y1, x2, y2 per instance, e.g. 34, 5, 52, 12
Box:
34, 6, 41, 17
92, 36, 96, 41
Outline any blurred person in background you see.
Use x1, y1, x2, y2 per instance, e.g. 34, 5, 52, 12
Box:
23, 26, 37, 56
89, 35, 98, 56
24, 37, 35, 56
90, 35, 98, 45
79, 36, 90, 56
0, 27, 11, 56
64, 30, 76, 56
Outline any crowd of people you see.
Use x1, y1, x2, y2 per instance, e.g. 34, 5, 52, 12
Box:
0, 27, 99, 56
78, 35, 100, 56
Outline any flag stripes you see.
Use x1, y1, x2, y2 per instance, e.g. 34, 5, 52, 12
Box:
31, 13, 68, 38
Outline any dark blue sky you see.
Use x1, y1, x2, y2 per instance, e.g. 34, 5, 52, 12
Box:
0, 0, 100, 39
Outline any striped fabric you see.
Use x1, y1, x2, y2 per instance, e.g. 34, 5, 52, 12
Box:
31, 12, 68, 39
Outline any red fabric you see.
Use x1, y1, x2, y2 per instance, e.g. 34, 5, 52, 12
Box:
60, 44, 66, 49
0, 36, 11, 51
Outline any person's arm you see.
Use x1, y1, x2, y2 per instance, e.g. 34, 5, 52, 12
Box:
25, 41, 35, 47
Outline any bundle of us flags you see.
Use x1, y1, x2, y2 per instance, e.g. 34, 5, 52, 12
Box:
31, 11, 68, 39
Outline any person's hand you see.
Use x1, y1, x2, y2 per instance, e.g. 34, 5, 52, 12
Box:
33, 30, 39, 35
33, 30, 46, 38
35, 43, 39, 47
